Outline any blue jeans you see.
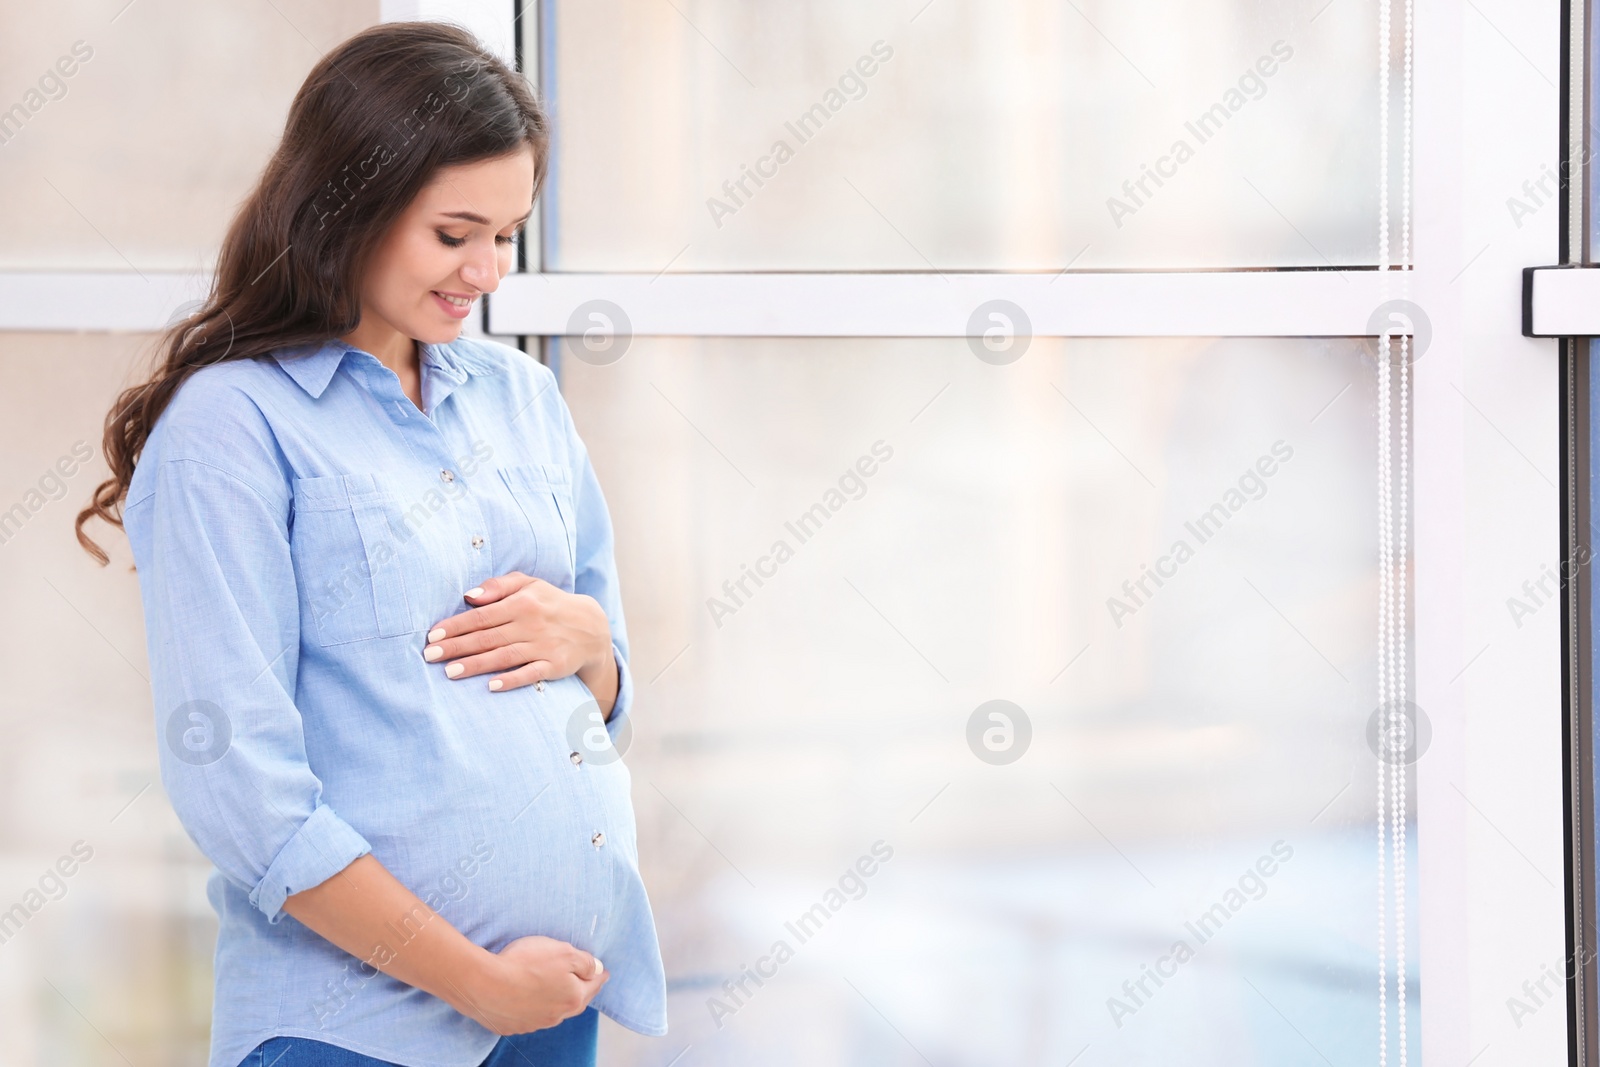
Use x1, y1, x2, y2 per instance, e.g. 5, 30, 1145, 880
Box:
240, 1008, 598, 1066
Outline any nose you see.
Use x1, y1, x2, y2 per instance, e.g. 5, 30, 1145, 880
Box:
458, 239, 503, 294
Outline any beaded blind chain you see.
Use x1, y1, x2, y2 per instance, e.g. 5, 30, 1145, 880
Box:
1376, 0, 1413, 1063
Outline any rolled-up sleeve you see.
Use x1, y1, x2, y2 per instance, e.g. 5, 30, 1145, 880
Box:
557, 395, 636, 739
126, 456, 371, 923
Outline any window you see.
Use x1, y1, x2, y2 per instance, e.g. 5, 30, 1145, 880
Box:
497, 1, 1514, 1063
0, 0, 1569, 1061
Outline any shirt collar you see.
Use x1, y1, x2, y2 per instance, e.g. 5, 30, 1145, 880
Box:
272, 336, 497, 399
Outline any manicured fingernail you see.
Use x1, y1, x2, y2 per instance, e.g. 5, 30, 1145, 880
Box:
446, 663, 464, 678
465, 587, 484, 598
428, 627, 446, 643
423, 645, 444, 662
593, 958, 604, 977
488, 679, 503, 691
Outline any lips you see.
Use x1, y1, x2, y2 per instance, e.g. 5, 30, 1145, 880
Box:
431, 290, 475, 319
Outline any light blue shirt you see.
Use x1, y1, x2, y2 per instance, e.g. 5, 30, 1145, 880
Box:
123, 336, 667, 1067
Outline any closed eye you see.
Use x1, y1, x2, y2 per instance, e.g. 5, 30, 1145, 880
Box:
436, 228, 526, 249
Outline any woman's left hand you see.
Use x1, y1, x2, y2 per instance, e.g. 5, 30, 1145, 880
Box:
423, 572, 611, 694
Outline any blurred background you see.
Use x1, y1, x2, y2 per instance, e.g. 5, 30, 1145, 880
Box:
0, 1, 1415, 1064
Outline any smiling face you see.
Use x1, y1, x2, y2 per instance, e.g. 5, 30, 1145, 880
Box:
341, 147, 537, 365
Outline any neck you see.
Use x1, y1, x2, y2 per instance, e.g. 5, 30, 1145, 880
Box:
339, 321, 418, 377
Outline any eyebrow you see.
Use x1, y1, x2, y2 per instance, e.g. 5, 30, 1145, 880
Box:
438, 209, 532, 226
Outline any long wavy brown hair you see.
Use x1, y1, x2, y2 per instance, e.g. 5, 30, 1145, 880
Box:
75, 20, 550, 564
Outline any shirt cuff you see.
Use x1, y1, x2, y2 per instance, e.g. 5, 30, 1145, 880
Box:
249, 802, 372, 924
605, 639, 634, 741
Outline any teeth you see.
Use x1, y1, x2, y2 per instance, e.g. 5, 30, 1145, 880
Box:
435, 292, 472, 307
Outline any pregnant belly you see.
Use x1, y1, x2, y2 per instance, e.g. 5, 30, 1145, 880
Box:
317, 674, 639, 956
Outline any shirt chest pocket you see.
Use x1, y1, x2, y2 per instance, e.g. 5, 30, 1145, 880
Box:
498, 464, 577, 592
291, 474, 422, 645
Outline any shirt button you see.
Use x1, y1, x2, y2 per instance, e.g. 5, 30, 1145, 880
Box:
471, 535, 485, 549
570, 751, 583, 766
440, 469, 456, 484
535, 679, 545, 692
591, 831, 605, 848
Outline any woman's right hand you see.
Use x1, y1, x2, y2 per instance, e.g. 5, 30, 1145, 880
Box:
459, 934, 609, 1036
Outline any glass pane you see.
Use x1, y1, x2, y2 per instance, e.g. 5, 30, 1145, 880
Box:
560, 335, 1416, 1064
0, 3, 378, 270
0, 331, 215, 1064
545, 1, 1381, 272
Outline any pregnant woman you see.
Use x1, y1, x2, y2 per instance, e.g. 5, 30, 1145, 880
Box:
73, 22, 665, 1067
